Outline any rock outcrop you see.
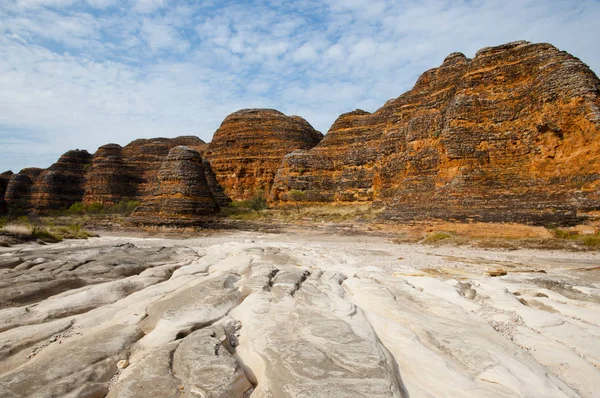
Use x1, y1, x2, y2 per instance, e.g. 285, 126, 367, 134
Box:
131, 146, 217, 225
30, 150, 92, 210
4, 41, 600, 225
82, 136, 207, 206
204, 109, 323, 201
272, 41, 600, 224
1, 234, 599, 397
120, 136, 207, 204
0, 171, 13, 214
4, 168, 44, 212
82, 144, 137, 206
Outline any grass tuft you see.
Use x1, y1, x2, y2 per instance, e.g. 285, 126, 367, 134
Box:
583, 235, 600, 248
423, 231, 454, 244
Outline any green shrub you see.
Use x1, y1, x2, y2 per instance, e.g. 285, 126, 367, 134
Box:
68, 202, 85, 215
0, 217, 7, 229
248, 192, 267, 212
423, 231, 453, 244
231, 192, 267, 213
86, 202, 105, 214
583, 235, 600, 248
109, 200, 141, 216
32, 228, 62, 243
550, 228, 577, 240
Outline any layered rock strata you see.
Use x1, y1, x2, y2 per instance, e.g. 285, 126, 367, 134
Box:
131, 146, 217, 225
82, 144, 137, 206
204, 109, 323, 200
117, 136, 207, 204
272, 41, 600, 224
30, 150, 92, 210
4, 168, 44, 212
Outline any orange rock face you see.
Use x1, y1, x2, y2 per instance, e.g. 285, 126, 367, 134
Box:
273, 41, 600, 224
131, 146, 217, 225
204, 109, 323, 201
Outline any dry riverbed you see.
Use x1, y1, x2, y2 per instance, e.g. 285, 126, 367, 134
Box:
0, 230, 598, 397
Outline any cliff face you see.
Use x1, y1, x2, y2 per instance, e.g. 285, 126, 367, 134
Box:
30, 151, 93, 210
120, 136, 207, 204
0, 171, 13, 214
131, 146, 217, 225
4, 168, 44, 212
204, 109, 323, 201
82, 144, 136, 205
82, 136, 207, 206
4, 41, 599, 225
273, 41, 600, 224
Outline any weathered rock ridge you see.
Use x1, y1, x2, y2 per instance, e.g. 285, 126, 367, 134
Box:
4, 168, 44, 212
272, 41, 600, 224
30, 150, 93, 210
204, 109, 323, 201
131, 146, 217, 224
4, 137, 211, 215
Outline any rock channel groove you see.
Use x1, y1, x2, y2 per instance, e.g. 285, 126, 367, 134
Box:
0, 232, 599, 397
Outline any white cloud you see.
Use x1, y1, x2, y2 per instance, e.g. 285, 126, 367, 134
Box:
86, 0, 116, 9
292, 43, 318, 63
0, 0, 599, 172
141, 19, 189, 52
133, 0, 166, 14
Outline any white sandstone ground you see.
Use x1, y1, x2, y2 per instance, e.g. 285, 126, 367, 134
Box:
0, 230, 598, 397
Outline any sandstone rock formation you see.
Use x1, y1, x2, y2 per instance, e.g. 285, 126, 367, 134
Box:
82, 144, 137, 206
120, 136, 207, 204
4, 168, 44, 212
30, 150, 92, 210
272, 41, 600, 224
204, 109, 323, 201
0, 171, 13, 214
131, 146, 217, 225
4, 41, 600, 225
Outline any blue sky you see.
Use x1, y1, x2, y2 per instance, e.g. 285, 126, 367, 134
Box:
1, 0, 599, 172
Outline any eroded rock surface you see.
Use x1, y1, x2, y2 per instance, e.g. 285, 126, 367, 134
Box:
131, 146, 217, 225
273, 41, 600, 224
4, 168, 44, 211
30, 150, 93, 210
83, 144, 137, 206
0, 232, 598, 397
120, 136, 207, 204
205, 109, 323, 201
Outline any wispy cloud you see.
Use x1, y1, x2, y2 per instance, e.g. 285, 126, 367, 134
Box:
0, 0, 599, 172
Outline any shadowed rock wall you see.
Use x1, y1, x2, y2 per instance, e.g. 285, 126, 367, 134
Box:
30, 151, 93, 210
0, 171, 13, 214
131, 146, 217, 225
4, 168, 44, 212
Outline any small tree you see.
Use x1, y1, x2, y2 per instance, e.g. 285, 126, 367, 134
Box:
287, 189, 306, 214
248, 191, 267, 214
